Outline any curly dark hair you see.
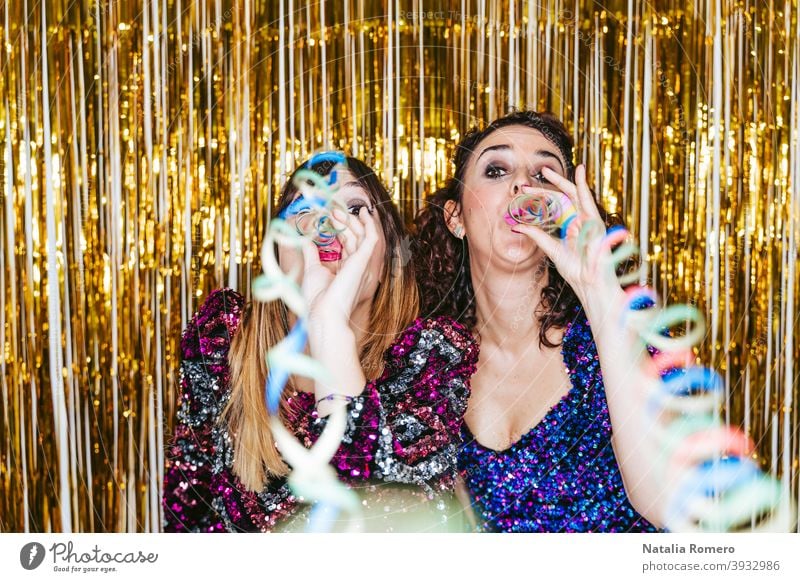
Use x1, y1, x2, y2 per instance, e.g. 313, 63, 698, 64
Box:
413, 110, 623, 348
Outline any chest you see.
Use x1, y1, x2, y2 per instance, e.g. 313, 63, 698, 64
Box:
464, 342, 575, 452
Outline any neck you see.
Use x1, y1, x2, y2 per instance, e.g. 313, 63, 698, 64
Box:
470, 257, 550, 347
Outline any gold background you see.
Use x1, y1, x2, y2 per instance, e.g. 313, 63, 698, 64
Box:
0, 0, 798, 532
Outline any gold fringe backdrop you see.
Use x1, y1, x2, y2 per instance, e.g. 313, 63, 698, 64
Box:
0, 0, 797, 532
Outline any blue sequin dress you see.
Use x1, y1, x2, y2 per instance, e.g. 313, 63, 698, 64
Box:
458, 308, 659, 532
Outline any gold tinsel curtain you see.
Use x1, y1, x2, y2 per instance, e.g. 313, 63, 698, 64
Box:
0, 0, 797, 532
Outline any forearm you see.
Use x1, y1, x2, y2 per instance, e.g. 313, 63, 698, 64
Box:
307, 316, 367, 417
581, 285, 673, 529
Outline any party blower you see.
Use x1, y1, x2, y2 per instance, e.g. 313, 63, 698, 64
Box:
504, 189, 577, 238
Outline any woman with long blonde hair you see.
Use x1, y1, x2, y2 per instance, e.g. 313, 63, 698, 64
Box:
163, 155, 477, 532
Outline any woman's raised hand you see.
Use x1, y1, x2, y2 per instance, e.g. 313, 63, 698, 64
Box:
510, 164, 621, 308
299, 206, 381, 326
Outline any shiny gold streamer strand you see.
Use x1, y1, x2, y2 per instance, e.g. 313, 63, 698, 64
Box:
0, 0, 797, 532
787, 15, 800, 522
40, 0, 71, 534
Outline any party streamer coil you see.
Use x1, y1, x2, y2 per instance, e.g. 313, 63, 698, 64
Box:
251, 151, 364, 532
583, 219, 793, 532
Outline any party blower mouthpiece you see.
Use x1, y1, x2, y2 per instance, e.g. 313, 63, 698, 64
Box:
504, 190, 577, 239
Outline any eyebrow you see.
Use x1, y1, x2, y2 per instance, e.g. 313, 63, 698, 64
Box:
338, 182, 371, 204
477, 144, 565, 172
340, 181, 369, 199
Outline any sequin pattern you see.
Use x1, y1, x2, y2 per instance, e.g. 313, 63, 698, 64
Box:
162, 289, 478, 532
458, 308, 659, 533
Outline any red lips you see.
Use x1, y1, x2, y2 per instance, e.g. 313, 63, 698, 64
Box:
317, 239, 343, 262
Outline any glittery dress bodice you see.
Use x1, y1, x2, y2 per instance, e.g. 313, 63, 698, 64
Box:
163, 289, 478, 532
458, 309, 658, 533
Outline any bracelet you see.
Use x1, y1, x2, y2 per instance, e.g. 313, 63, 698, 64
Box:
315, 393, 356, 407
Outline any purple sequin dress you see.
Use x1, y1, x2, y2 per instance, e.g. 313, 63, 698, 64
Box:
458, 308, 659, 533
162, 289, 478, 532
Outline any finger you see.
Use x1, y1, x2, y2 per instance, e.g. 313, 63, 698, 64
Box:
541, 166, 578, 197
343, 205, 379, 255
333, 207, 366, 244
350, 206, 368, 236
541, 166, 581, 212
338, 228, 357, 259
327, 211, 358, 257
574, 165, 602, 220
359, 204, 380, 245
340, 211, 380, 274
510, 221, 565, 266
328, 224, 378, 303
575, 218, 607, 259
576, 219, 606, 280
565, 216, 584, 241
299, 235, 322, 274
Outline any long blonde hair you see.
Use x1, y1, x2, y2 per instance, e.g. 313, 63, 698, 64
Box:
221, 157, 419, 492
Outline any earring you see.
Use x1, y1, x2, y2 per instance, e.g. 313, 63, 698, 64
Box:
454, 225, 464, 239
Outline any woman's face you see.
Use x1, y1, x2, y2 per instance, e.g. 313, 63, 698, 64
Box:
451, 125, 569, 273
280, 168, 387, 303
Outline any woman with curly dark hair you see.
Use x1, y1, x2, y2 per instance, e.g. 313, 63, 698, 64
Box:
414, 110, 667, 532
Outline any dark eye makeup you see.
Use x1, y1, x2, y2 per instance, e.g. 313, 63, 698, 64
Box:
483, 161, 559, 185
485, 164, 508, 179
346, 198, 374, 216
